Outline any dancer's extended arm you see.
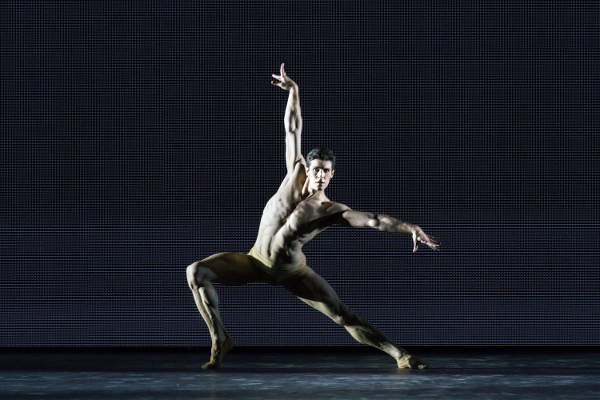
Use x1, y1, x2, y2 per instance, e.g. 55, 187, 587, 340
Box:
272, 63, 305, 174
338, 210, 440, 252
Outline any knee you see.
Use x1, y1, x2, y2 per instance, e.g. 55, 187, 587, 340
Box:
186, 262, 200, 290
186, 261, 212, 290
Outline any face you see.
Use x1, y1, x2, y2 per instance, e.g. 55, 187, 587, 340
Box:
306, 159, 334, 192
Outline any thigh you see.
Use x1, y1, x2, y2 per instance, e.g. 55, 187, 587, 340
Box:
282, 269, 344, 318
196, 252, 264, 286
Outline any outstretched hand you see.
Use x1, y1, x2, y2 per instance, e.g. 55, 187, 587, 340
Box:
411, 226, 440, 252
271, 63, 296, 90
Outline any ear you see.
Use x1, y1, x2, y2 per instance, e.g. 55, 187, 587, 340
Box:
331, 170, 335, 178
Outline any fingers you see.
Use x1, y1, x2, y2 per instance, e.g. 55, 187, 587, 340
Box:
272, 64, 288, 86
428, 235, 440, 243
271, 72, 283, 87
427, 235, 441, 250
426, 237, 441, 251
412, 232, 418, 252
414, 232, 441, 252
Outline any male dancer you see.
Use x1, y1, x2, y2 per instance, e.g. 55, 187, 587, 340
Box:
186, 64, 440, 370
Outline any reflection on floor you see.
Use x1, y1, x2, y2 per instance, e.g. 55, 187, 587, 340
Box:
1, 347, 600, 399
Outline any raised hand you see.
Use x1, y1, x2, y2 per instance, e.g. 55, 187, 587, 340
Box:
411, 226, 440, 252
271, 63, 297, 90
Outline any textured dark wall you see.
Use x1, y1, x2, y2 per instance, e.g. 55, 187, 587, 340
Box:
1, 1, 598, 346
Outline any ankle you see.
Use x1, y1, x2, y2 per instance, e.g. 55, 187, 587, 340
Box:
215, 335, 230, 347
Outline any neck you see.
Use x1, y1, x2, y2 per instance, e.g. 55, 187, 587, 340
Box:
302, 179, 327, 199
306, 188, 326, 200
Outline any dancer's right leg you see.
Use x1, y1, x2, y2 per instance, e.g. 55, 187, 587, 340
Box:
186, 252, 263, 369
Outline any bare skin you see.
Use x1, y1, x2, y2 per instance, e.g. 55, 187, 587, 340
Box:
186, 64, 440, 370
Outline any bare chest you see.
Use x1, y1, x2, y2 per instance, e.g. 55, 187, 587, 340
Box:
285, 200, 323, 228
276, 197, 342, 242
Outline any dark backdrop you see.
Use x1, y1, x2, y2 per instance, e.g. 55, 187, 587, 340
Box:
1, 1, 598, 346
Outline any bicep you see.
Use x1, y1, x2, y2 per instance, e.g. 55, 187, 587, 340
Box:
338, 210, 377, 228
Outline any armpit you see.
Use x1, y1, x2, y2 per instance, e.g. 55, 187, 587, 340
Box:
293, 157, 307, 171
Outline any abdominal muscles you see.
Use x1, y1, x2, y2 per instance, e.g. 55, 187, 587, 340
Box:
255, 194, 320, 263
254, 196, 296, 256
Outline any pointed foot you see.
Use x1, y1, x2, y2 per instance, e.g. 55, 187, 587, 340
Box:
202, 336, 235, 370
397, 354, 427, 369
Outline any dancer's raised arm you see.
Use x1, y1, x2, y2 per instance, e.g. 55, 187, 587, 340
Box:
272, 63, 305, 174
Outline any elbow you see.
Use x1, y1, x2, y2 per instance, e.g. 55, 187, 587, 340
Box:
367, 215, 380, 227
368, 214, 393, 229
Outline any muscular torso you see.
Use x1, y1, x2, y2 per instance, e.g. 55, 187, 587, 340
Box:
253, 161, 348, 265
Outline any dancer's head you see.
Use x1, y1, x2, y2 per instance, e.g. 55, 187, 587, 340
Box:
306, 148, 335, 193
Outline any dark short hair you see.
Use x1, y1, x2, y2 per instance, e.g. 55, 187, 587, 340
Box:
306, 148, 336, 170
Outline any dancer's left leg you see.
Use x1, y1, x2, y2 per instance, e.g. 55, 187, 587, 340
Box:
282, 269, 426, 369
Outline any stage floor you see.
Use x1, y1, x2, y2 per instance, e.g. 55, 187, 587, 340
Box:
1, 347, 600, 399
